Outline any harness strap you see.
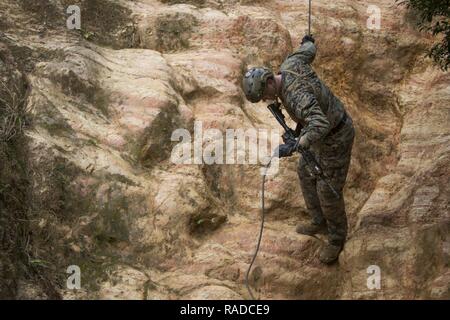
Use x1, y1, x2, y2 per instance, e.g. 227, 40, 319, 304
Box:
283, 70, 301, 77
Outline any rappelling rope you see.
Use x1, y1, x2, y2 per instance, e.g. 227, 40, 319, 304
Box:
245, 155, 274, 300
308, 0, 312, 36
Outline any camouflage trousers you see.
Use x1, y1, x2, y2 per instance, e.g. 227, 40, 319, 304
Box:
297, 117, 355, 246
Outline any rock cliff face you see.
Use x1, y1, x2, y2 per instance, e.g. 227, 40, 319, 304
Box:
0, 0, 448, 299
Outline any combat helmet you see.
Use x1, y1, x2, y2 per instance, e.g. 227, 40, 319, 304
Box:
242, 67, 274, 103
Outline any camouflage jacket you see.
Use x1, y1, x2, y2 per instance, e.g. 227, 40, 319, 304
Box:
279, 41, 347, 145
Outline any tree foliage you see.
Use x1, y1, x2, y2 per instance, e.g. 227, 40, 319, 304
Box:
398, 0, 450, 70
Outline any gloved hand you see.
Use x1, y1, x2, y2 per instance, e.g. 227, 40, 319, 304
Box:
298, 135, 310, 149
282, 132, 296, 144
276, 141, 295, 158
301, 34, 315, 45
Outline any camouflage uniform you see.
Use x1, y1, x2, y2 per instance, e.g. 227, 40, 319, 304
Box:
279, 41, 355, 246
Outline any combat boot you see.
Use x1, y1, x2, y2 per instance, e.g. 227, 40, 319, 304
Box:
319, 243, 343, 264
295, 222, 327, 236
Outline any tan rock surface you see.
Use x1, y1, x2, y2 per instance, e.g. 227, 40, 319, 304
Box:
0, 0, 448, 299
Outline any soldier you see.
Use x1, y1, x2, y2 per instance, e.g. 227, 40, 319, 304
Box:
242, 35, 355, 264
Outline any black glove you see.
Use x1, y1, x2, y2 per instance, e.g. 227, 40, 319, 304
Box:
282, 132, 296, 144
276, 142, 295, 158
301, 34, 315, 45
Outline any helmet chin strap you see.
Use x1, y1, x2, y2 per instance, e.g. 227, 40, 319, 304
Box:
274, 96, 280, 106
274, 86, 282, 107
274, 74, 282, 105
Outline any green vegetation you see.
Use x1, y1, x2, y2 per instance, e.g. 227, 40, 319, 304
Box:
398, 0, 450, 70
